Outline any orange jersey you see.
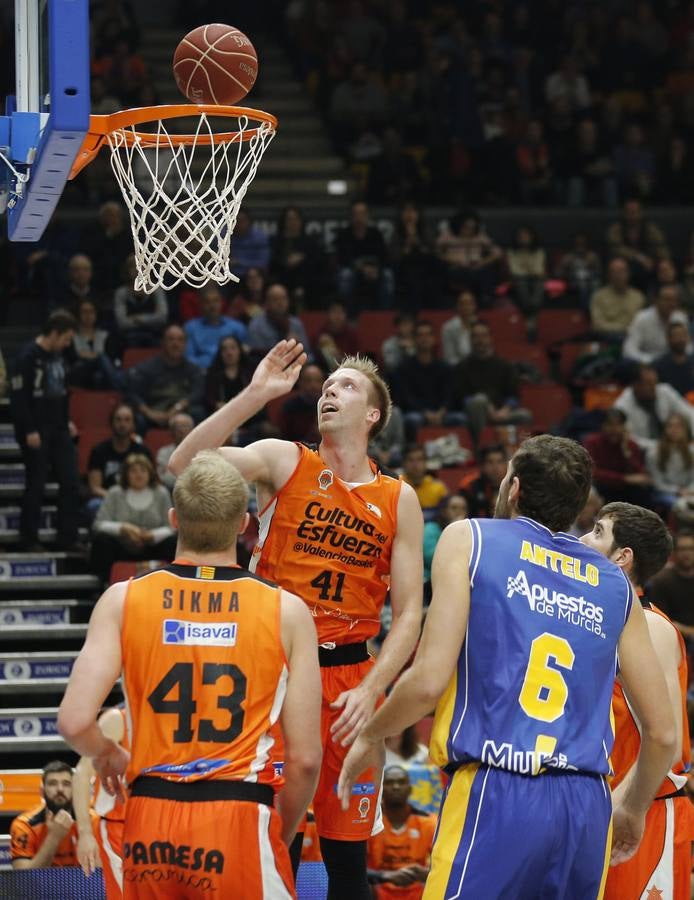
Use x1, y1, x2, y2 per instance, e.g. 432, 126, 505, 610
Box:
611, 604, 691, 797
10, 802, 91, 865
94, 708, 130, 823
251, 444, 402, 644
368, 808, 436, 900
121, 562, 287, 790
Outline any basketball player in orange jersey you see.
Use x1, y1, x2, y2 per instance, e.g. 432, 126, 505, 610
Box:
581, 502, 694, 900
58, 450, 322, 899
169, 339, 424, 900
73, 706, 128, 899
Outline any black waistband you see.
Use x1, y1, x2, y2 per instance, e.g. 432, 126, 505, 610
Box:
318, 641, 369, 667
130, 776, 274, 806
656, 786, 686, 801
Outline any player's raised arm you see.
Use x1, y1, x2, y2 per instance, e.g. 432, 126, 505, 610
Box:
611, 596, 678, 865
276, 590, 323, 845
168, 339, 307, 480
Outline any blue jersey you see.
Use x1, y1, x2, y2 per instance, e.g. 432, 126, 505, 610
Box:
430, 516, 633, 777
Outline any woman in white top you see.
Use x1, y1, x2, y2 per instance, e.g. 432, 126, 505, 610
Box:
89, 452, 176, 581
645, 413, 694, 517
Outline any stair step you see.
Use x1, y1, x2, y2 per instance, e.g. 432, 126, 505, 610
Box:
0, 624, 88, 642
0, 600, 87, 626
0, 527, 89, 544
0, 575, 99, 592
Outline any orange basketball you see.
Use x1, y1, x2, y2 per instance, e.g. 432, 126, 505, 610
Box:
173, 24, 258, 106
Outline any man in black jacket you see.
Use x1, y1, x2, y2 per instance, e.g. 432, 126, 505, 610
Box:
10, 309, 82, 552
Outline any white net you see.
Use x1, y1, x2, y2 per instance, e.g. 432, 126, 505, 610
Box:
106, 112, 275, 293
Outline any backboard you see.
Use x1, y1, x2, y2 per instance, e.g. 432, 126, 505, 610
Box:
1, 0, 89, 241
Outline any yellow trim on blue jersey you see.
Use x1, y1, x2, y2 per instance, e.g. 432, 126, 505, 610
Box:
596, 809, 613, 899
423, 763, 480, 899
429, 669, 458, 769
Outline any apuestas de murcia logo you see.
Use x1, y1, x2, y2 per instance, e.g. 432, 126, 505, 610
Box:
506, 569, 604, 636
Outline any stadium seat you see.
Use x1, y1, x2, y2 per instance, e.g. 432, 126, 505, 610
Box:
536, 309, 589, 348
519, 383, 573, 433
495, 342, 550, 378
437, 465, 469, 493
355, 311, 397, 360
584, 384, 621, 411
77, 426, 111, 476
416, 426, 475, 452
144, 428, 171, 457
299, 311, 326, 341
122, 347, 159, 369
478, 308, 526, 343
418, 309, 451, 334
69, 389, 121, 430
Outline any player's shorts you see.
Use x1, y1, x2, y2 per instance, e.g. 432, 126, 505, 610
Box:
95, 816, 124, 899
604, 793, 694, 900
122, 777, 294, 899
424, 763, 612, 900
313, 648, 384, 842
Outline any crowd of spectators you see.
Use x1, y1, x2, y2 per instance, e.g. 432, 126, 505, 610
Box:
283, 0, 694, 207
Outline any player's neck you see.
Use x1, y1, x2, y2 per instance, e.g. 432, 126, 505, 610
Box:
318, 437, 372, 482
174, 548, 239, 568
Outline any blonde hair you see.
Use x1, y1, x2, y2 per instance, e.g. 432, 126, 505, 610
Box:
339, 355, 392, 438
173, 450, 249, 553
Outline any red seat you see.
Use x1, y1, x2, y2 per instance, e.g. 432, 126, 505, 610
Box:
416, 426, 475, 452
300, 311, 327, 341
144, 428, 172, 458
78, 426, 112, 476
355, 311, 397, 360
478, 308, 527, 343
69, 389, 121, 430
519, 383, 573, 433
495, 342, 550, 378
437, 465, 470, 493
536, 309, 589, 347
418, 309, 452, 334
122, 347, 159, 369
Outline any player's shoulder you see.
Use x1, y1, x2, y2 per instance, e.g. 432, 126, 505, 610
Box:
17, 804, 46, 829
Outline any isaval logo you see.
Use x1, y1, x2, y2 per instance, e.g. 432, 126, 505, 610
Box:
162, 619, 238, 647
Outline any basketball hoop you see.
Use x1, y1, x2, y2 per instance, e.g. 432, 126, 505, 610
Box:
70, 104, 277, 292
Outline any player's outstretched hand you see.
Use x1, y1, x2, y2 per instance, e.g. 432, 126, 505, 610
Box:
93, 742, 130, 804
77, 829, 101, 878
250, 340, 307, 400
337, 733, 381, 811
610, 803, 645, 866
330, 683, 378, 747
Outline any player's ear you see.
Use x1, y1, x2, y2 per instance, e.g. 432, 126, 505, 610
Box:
238, 512, 250, 535
366, 407, 380, 427
168, 507, 178, 530
611, 545, 633, 574
508, 475, 520, 504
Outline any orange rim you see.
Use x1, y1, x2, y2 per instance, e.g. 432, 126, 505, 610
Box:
69, 104, 278, 179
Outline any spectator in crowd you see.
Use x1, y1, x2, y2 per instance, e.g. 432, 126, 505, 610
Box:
91, 38, 147, 106
381, 312, 416, 372
605, 198, 670, 289
314, 300, 359, 362
506, 225, 547, 321
0, 346, 6, 397
392, 320, 463, 435
10, 309, 82, 552
645, 413, 694, 515
82, 202, 133, 293
90, 452, 176, 581
435, 209, 502, 300
183, 284, 247, 370
228, 266, 266, 323
335, 200, 393, 309
646, 530, 694, 642
269, 205, 328, 307
86, 402, 151, 514
230, 207, 270, 277
114, 254, 168, 347
10, 761, 86, 869
127, 324, 204, 431
452, 322, 531, 441
156, 413, 194, 492
583, 408, 653, 504
652, 257, 685, 304
68, 299, 123, 391
367, 766, 436, 898
568, 485, 604, 538
614, 364, 694, 451
441, 289, 478, 366
622, 284, 688, 363
515, 119, 554, 205
590, 257, 645, 339
329, 62, 388, 150
654, 320, 694, 396
558, 232, 602, 309
389, 202, 440, 310
400, 443, 448, 517
462, 443, 507, 518
614, 123, 656, 201
246, 283, 311, 356
423, 494, 468, 598
566, 119, 618, 208
384, 728, 430, 768
278, 363, 324, 445
657, 135, 694, 204
366, 127, 423, 204
368, 404, 406, 470
544, 56, 591, 112
59, 254, 96, 310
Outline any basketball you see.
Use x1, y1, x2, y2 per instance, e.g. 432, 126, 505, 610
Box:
173, 24, 258, 106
